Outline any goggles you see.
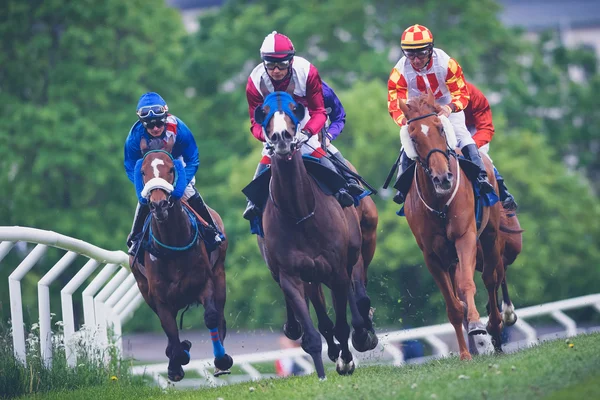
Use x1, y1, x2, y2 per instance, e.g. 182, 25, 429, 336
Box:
264, 60, 291, 71
404, 49, 431, 60
142, 119, 166, 129
137, 104, 167, 119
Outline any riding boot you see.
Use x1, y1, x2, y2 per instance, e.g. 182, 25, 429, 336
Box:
461, 144, 495, 194
188, 192, 224, 244
127, 202, 150, 255
331, 151, 364, 197
319, 156, 354, 207
393, 150, 413, 205
494, 168, 518, 211
243, 162, 270, 220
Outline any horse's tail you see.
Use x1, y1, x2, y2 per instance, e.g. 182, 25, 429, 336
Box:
499, 225, 525, 234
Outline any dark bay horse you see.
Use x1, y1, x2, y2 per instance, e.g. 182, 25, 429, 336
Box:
254, 92, 376, 379
130, 136, 233, 381
397, 91, 506, 359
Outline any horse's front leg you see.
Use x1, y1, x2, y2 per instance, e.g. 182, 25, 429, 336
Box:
200, 278, 234, 377
212, 260, 228, 342
331, 279, 355, 376
307, 282, 341, 362
424, 252, 472, 360
154, 303, 188, 382
282, 292, 303, 341
280, 272, 325, 380
348, 256, 378, 352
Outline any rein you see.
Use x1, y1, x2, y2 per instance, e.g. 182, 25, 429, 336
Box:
269, 178, 316, 224
149, 207, 200, 251
414, 154, 461, 219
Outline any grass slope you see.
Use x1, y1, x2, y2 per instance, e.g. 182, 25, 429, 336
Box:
17, 333, 600, 400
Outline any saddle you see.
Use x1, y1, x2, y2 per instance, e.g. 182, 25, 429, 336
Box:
394, 157, 499, 230
241, 156, 349, 236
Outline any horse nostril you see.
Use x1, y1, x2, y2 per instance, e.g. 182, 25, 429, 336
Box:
447, 172, 454, 181
432, 176, 441, 185
271, 133, 280, 143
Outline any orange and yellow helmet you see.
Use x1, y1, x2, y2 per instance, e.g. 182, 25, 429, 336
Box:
401, 24, 434, 51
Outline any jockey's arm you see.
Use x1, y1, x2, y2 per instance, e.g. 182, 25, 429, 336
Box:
467, 84, 495, 148
176, 119, 200, 184
124, 124, 142, 184
246, 78, 266, 142
302, 66, 327, 135
444, 58, 470, 113
388, 68, 408, 127
322, 81, 346, 140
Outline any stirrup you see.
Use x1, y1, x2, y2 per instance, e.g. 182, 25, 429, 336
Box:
336, 189, 354, 208
478, 177, 494, 194
393, 191, 406, 205
243, 204, 259, 221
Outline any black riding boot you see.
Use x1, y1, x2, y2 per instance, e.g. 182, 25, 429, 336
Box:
332, 152, 364, 197
320, 156, 354, 207
127, 202, 150, 255
188, 192, 224, 244
393, 150, 413, 205
461, 144, 495, 194
243, 162, 270, 220
494, 168, 518, 210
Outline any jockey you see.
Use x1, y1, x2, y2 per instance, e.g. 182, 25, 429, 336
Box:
388, 24, 494, 205
464, 82, 518, 210
124, 92, 223, 254
243, 31, 362, 220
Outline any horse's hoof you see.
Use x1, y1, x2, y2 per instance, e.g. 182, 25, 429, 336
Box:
168, 366, 184, 382
336, 358, 355, 376
472, 333, 495, 355
502, 302, 518, 327
214, 354, 234, 371
213, 368, 231, 377
327, 343, 341, 362
283, 322, 303, 341
468, 321, 487, 336
352, 329, 378, 352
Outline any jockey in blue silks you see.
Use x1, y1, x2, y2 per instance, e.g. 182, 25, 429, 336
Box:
124, 92, 223, 254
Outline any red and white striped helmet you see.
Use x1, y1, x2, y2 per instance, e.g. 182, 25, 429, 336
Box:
260, 31, 295, 62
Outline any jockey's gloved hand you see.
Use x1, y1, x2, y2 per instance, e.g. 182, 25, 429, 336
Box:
297, 129, 311, 144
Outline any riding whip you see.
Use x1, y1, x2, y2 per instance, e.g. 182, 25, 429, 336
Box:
383, 149, 402, 189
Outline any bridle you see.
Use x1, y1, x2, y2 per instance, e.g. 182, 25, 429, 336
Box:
406, 112, 460, 219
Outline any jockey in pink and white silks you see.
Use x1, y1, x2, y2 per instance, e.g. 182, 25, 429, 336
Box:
243, 31, 362, 220
124, 92, 223, 254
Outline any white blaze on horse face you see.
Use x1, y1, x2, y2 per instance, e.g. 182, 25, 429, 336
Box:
271, 111, 290, 137
420, 124, 430, 137
151, 158, 165, 179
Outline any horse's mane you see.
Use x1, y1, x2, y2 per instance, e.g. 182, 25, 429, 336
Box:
407, 94, 441, 115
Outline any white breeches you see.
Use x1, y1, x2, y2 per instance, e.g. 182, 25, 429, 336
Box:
183, 177, 196, 200
448, 111, 475, 148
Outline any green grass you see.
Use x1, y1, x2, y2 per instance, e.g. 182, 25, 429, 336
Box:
15, 333, 600, 400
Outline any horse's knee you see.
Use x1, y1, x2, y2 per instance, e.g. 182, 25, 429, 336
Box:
301, 329, 322, 355
204, 308, 219, 329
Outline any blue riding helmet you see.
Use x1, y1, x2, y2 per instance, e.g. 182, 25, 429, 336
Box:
136, 92, 168, 121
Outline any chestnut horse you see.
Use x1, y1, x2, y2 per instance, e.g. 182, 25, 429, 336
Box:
254, 92, 376, 379
398, 92, 506, 359
130, 137, 233, 381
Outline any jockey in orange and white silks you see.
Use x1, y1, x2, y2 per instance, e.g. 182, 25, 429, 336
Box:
242, 31, 363, 220
387, 24, 494, 205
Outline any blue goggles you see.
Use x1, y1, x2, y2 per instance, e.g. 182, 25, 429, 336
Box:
137, 104, 167, 119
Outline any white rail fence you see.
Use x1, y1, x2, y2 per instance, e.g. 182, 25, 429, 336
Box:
130, 293, 600, 388
2, 226, 600, 388
0, 226, 142, 367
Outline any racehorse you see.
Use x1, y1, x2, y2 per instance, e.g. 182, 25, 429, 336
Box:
397, 91, 506, 359
253, 92, 375, 379
129, 136, 233, 381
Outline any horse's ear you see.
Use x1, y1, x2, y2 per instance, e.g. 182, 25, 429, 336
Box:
164, 134, 175, 153
292, 102, 305, 121
140, 137, 148, 154
426, 88, 435, 106
398, 98, 410, 119
254, 105, 269, 125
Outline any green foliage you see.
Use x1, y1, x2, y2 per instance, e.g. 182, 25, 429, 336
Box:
0, 0, 599, 333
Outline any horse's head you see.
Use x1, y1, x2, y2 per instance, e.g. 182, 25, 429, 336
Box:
399, 90, 457, 195
254, 92, 306, 160
139, 135, 177, 221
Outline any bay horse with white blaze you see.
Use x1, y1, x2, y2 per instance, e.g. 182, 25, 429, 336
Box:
254, 92, 376, 379
129, 136, 233, 381
397, 91, 506, 358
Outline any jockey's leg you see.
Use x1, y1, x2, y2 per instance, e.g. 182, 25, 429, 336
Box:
319, 156, 354, 207
449, 112, 494, 194
187, 189, 224, 244
494, 167, 518, 210
242, 160, 270, 220
328, 145, 364, 197
127, 202, 150, 255
393, 150, 414, 205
